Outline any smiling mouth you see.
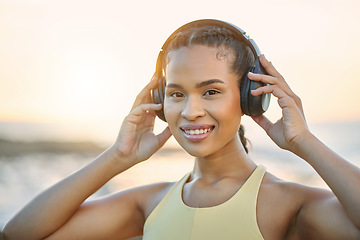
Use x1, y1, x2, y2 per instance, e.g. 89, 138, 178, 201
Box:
183, 128, 211, 135
180, 126, 215, 136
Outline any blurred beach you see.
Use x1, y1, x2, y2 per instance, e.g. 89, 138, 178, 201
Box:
1, 119, 360, 231
1, 1, 360, 239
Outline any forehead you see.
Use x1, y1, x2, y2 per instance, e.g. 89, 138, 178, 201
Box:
165, 45, 233, 83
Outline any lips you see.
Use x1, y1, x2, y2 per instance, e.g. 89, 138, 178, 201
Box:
180, 124, 214, 142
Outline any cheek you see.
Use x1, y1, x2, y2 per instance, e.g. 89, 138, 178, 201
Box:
213, 90, 241, 114
163, 99, 180, 126
210, 94, 242, 130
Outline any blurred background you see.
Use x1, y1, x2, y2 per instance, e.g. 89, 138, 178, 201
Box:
1, 0, 360, 231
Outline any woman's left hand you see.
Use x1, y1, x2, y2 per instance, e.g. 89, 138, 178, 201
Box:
248, 55, 310, 152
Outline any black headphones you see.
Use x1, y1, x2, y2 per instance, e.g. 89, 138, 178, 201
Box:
152, 19, 271, 122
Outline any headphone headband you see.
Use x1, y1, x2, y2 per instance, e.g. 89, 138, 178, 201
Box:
160, 19, 262, 59
152, 19, 271, 121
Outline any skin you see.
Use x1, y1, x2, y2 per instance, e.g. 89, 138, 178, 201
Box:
2, 45, 360, 240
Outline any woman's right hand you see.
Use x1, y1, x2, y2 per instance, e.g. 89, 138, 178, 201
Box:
111, 75, 172, 165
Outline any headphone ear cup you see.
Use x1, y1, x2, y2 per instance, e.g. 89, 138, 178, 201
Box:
240, 68, 253, 116
252, 60, 271, 115
247, 79, 266, 116
240, 60, 271, 116
152, 76, 167, 122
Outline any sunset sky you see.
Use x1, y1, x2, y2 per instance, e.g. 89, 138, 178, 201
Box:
1, 0, 360, 143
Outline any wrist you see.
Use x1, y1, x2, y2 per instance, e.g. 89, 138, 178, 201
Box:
289, 130, 318, 159
99, 146, 136, 176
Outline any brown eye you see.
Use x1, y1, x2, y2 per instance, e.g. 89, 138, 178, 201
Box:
205, 89, 220, 96
170, 92, 184, 98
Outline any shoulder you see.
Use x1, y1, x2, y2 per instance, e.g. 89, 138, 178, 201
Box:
259, 171, 316, 207
259, 172, 360, 239
136, 181, 176, 217
262, 172, 330, 201
107, 181, 177, 221
42, 181, 177, 239
256, 171, 330, 239
259, 170, 334, 204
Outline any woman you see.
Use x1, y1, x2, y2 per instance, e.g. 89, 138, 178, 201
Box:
3, 19, 360, 240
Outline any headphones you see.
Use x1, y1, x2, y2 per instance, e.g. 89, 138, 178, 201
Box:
152, 19, 271, 122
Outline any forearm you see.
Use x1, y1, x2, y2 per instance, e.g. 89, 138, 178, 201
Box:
2, 148, 133, 240
292, 132, 360, 227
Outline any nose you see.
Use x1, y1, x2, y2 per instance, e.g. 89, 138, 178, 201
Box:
181, 96, 206, 121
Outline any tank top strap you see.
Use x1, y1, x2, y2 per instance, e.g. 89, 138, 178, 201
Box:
144, 172, 191, 231
242, 165, 266, 191
231, 165, 266, 204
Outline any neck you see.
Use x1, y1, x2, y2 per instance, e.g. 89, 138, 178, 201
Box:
192, 137, 256, 181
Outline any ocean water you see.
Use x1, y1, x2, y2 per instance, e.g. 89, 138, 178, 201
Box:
0, 119, 359, 230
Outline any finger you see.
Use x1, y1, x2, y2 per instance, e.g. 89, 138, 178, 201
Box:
259, 55, 284, 81
127, 103, 162, 123
131, 103, 162, 116
251, 85, 300, 113
251, 84, 288, 100
248, 72, 293, 97
259, 55, 292, 91
248, 72, 303, 113
248, 72, 282, 85
131, 74, 159, 111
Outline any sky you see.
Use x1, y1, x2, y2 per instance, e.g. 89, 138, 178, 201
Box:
1, 0, 360, 143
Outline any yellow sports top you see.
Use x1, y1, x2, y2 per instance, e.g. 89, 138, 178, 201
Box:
143, 165, 266, 240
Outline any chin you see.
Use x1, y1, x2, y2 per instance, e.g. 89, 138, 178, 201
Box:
177, 141, 217, 158
184, 149, 210, 158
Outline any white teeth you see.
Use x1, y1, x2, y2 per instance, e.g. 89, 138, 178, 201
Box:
184, 128, 212, 135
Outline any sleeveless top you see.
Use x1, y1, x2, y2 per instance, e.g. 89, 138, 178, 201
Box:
143, 165, 266, 240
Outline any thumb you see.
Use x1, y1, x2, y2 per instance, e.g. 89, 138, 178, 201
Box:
251, 115, 272, 133
156, 127, 172, 148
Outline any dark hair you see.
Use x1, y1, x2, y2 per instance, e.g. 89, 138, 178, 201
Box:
163, 25, 254, 153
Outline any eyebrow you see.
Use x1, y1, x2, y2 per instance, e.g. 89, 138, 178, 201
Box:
166, 79, 225, 89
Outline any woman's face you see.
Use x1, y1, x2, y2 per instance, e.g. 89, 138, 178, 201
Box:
164, 45, 243, 158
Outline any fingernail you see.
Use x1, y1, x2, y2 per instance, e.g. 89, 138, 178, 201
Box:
248, 72, 255, 77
